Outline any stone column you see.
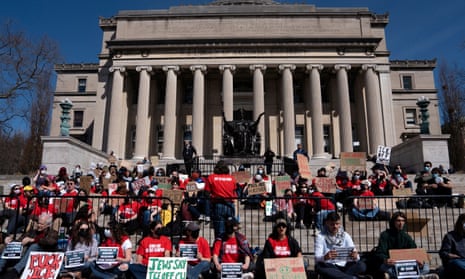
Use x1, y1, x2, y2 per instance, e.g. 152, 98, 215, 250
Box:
250, 64, 267, 154
378, 65, 396, 146
107, 66, 126, 157
219, 65, 236, 121
306, 64, 325, 158
133, 66, 153, 160
162, 66, 179, 159
279, 64, 296, 157
363, 64, 384, 154
191, 65, 207, 157
335, 64, 353, 152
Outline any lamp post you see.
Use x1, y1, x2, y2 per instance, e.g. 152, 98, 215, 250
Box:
59, 98, 73, 136
416, 96, 430, 134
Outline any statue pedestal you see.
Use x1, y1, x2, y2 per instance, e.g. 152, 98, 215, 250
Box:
390, 134, 450, 173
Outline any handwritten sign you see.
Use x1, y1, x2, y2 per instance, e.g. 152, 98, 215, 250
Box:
357, 198, 375, 210
264, 257, 306, 279
186, 182, 198, 193
221, 263, 242, 278
156, 176, 172, 190
275, 175, 291, 197
146, 257, 187, 279
313, 177, 337, 194
376, 145, 391, 165
393, 188, 413, 196
297, 154, 311, 179
389, 248, 429, 264
20, 252, 64, 279
132, 178, 147, 194
64, 250, 85, 268
79, 176, 92, 194
179, 244, 198, 261
163, 189, 184, 205
1, 242, 22, 259
247, 181, 267, 195
231, 171, 251, 184
340, 152, 366, 172
96, 247, 119, 264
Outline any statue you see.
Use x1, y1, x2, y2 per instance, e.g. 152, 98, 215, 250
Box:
223, 109, 264, 156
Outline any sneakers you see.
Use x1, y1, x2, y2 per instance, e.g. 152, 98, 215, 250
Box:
198, 215, 205, 221
419, 274, 439, 279
242, 272, 254, 279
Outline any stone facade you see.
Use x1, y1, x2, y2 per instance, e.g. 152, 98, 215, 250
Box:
50, 1, 441, 162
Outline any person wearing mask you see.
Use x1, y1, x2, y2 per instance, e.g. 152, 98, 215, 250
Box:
128, 221, 171, 279
115, 196, 140, 235
390, 164, 412, 190
429, 167, 454, 207
90, 223, 132, 279
182, 140, 197, 176
414, 161, 433, 191
351, 180, 380, 221
315, 212, 368, 279
439, 213, 465, 277
308, 184, 336, 231
0, 213, 58, 278
61, 178, 79, 227
176, 222, 211, 279
293, 143, 309, 161
375, 211, 438, 279
0, 184, 28, 235
212, 217, 254, 279
256, 218, 303, 278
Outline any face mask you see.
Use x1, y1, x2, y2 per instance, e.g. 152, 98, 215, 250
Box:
154, 228, 162, 236
353, 175, 360, 180
424, 166, 430, 172
79, 229, 89, 238
258, 169, 264, 175
433, 173, 439, 178
226, 225, 235, 234
104, 229, 112, 238
41, 170, 47, 175
190, 230, 200, 239
14, 189, 20, 194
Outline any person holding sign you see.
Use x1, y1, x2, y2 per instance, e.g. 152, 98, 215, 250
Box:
351, 180, 380, 221
128, 221, 172, 279
439, 213, 465, 277
375, 211, 434, 278
175, 222, 211, 279
315, 212, 368, 279
255, 218, 303, 278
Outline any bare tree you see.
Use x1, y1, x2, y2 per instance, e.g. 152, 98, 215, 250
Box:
438, 62, 465, 171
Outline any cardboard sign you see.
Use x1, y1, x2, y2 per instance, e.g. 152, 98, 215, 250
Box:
357, 198, 375, 210
79, 176, 92, 194
20, 251, 64, 279
1, 242, 22, 259
264, 257, 306, 279
221, 263, 242, 278
96, 247, 119, 264
53, 197, 73, 214
102, 177, 111, 189
314, 177, 337, 194
108, 183, 118, 195
389, 248, 429, 264
297, 154, 312, 179
275, 175, 291, 197
393, 188, 413, 196
156, 176, 172, 190
163, 189, 184, 205
132, 178, 147, 193
247, 181, 267, 195
394, 260, 420, 279
179, 244, 198, 261
186, 182, 198, 192
231, 171, 251, 184
146, 257, 187, 279
340, 152, 366, 172
376, 145, 391, 165
64, 250, 85, 268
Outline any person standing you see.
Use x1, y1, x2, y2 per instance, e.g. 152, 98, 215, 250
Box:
183, 140, 197, 176
439, 213, 465, 277
315, 212, 368, 279
293, 143, 309, 161
263, 147, 276, 175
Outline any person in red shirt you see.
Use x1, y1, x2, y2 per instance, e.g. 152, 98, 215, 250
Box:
129, 221, 171, 279
141, 187, 163, 233
207, 161, 238, 237
115, 196, 140, 235
176, 222, 211, 279
351, 180, 380, 220
0, 184, 28, 234
61, 178, 78, 226
308, 185, 336, 231
212, 217, 254, 278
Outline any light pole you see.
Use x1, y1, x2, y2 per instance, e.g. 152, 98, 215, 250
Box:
59, 98, 73, 136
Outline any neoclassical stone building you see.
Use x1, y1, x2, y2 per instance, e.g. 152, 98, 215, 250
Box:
50, 0, 441, 161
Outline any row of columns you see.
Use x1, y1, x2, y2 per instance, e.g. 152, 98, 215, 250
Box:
106, 63, 384, 160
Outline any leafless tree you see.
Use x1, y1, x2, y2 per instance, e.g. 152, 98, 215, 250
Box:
438, 62, 465, 171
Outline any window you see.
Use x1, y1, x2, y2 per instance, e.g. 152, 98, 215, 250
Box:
183, 125, 192, 141
401, 75, 413, 90
73, 111, 84, 127
405, 108, 418, 126
295, 125, 304, 146
157, 125, 164, 154
78, 78, 87, 93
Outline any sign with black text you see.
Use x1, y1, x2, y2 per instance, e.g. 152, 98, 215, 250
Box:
96, 247, 119, 264
394, 260, 420, 279
64, 250, 85, 268
1, 241, 22, 259
179, 244, 198, 261
221, 263, 242, 278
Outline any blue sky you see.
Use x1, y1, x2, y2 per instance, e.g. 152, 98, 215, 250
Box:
1, 0, 464, 82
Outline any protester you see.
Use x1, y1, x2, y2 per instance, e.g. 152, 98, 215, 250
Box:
293, 143, 309, 161
263, 147, 276, 175
182, 140, 197, 175
315, 212, 368, 279
439, 213, 465, 277
0, 183, 28, 235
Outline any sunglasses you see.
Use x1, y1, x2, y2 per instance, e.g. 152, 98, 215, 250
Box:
277, 223, 287, 228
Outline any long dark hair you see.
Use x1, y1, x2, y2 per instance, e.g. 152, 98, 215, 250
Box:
70, 221, 93, 250
454, 213, 465, 235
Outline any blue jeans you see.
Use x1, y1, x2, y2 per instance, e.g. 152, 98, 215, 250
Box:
445, 259, 465, 277
316, 260, 367, 279
187, 261, 210, 279
129, 263, 148, 279
351, 207, 380, 220
0, 243, 42, 274
89, 261, 125, 279
212, 202, 235, 237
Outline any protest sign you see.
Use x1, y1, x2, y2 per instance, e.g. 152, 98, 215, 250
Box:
394, 260, 420, 279
146, 257, 187, 279
264, 257, 306, 279
96, 247, 119, 264
297, 154, 311, 179
179, 244, 198, 261
332, 247, 355, 262
393, 188, 413, 196
231, 171, 251, 184
247, 181, 267, 195
274, 175, 291, 197
357, 198, 375, 210
221, 263, 242, 278
20, 251, 64, 279
79, 176, 92, 194
1, 242, 22, 259
156, 176, 172, 190
53, 197, 73, 214
340, 152, 366, 172
186, 182, 198, 193
376, 145, 391, 165
64, 250, 85, 268
163, 189, 184, 205
132, 178, 147, 194
313, 177, 337, 194
389, 248, 429, 264
108, 183, 118, 195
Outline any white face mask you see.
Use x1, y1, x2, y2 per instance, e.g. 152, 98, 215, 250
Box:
14, 189, 21, 194
104, 229, 112, 238
40, 170, 47, 175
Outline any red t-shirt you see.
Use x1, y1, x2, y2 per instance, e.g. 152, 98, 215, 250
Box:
178, 237, 211, 265
117, 202, 140, 219
62, 189, 78, 213
309, 191, 335, 210
31, 203, 57, 218
136, 235, 172, 266
5, 195, 27, 210
267, 237, 291, 257
208, 174, 237, 201
213, 236, 242, 263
